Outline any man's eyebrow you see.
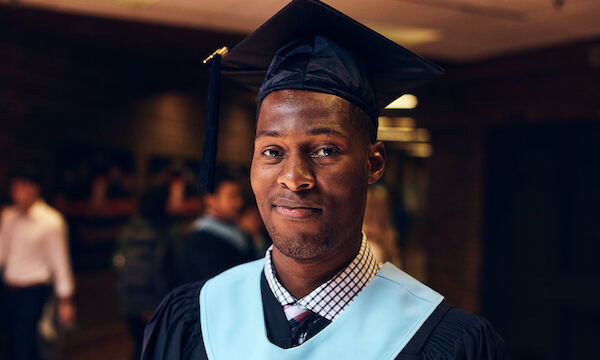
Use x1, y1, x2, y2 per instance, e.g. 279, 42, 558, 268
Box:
310, 127, 347, 138
255, 127, 347, 139
255, 130, 281, 138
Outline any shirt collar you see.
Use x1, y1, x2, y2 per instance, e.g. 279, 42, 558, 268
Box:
264, 233, 381, 321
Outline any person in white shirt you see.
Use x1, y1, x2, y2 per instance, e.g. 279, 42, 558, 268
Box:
0, 166, 75, 360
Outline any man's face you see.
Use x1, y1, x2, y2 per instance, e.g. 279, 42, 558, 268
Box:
251, 89, 384, 260
206, 181, 244, 223
10, 178, 40, 211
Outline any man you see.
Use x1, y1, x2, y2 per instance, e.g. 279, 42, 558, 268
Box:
142, 1, 506, 359
0, 166, 75, 360
182, 165, 252, 284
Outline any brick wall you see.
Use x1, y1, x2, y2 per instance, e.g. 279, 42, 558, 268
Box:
0, 5, 253, 196
413, 39, 600, 312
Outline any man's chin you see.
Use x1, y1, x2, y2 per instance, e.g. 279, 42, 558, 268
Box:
271, 233, 333, 261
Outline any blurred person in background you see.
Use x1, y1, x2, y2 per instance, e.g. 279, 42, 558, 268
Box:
0, 165, 75, 360
182, 165, 253, 284
362, 185, 403, 267
113, 186, 179, 360
238, 203, 272, 259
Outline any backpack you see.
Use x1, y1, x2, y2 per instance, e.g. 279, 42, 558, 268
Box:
114, 218, 170, 312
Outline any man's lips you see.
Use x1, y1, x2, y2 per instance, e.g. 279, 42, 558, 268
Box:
272, 201, 322, 219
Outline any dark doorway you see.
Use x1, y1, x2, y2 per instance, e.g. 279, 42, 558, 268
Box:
483, 121, 600, 359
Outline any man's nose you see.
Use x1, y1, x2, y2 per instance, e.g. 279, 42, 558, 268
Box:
277, 154, 315, 191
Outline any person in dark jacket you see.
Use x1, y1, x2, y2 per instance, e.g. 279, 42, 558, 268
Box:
182, 165, 253, 284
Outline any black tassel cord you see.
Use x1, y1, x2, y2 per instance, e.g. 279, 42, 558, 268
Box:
198, 52, 223, 194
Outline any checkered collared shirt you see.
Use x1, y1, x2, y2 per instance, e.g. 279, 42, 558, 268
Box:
264, 233, 381, 321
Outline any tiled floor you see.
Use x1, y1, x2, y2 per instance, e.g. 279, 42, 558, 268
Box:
61, 271, 135, 360
62, 322, 134, 360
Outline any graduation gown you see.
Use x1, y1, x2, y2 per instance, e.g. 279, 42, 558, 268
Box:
182, 217, 254, 284
142, 270, 506, 360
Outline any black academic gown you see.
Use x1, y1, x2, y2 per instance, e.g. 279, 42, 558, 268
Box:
182, 229, 254, 284
142, 273, 506, 360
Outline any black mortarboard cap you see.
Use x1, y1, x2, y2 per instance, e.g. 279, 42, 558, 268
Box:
198, 0, 443, 192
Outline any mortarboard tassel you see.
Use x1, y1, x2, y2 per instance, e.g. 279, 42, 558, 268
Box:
198, 46, 228, 194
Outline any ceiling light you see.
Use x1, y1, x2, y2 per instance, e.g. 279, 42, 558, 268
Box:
385, 94, 418, 109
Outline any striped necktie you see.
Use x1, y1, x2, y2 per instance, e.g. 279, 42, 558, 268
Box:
283, 304, 323, 345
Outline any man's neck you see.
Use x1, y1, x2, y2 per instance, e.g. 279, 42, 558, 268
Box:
16, 198, 38, 214
271, 235, 362, 299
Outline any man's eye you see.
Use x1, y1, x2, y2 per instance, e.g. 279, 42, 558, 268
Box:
311, 147, 337, 158
263, 149, 283, 158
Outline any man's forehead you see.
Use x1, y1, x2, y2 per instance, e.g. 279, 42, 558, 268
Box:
256, 91, 355, 139
260, 89, 347, 112
255, 126, 349, 139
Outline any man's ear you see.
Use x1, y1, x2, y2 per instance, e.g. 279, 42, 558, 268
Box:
367, 141, 386, 184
